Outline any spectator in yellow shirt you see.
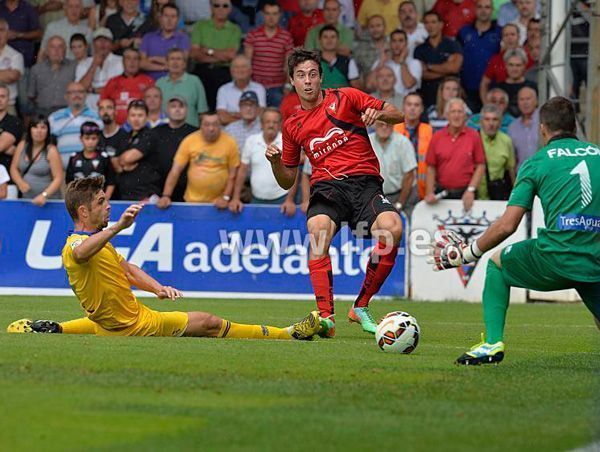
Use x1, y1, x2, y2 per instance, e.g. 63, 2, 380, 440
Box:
157, 112, 240, 209
357, 0, 404, 35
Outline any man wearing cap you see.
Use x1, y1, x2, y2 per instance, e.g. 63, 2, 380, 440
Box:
153, 95, 197, 202
223, 90, 261, 151
101, 48, 155, 125
76, 27, 124, 110
156, 48, 208, 127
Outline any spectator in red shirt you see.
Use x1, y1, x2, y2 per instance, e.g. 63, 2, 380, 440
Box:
279, 0, 301, 15
432, 0, 476, 38
287, 0, 324, 46
101, 48, 155, 125
244, 0, 294, 107
479, 23, 533, 102
425, 97, 485, 211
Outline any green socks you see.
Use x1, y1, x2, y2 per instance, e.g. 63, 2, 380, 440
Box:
482, 260, 511, 344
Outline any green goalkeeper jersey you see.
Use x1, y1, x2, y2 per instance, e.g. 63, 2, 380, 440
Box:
508, 135, 600, 282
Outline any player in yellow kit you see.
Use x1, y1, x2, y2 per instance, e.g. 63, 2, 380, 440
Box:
7, 176, 320, 340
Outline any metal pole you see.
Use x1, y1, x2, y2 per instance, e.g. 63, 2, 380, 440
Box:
586, 1, 600, 142
538, 0, 550, 105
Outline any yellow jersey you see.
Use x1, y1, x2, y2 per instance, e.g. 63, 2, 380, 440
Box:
62, 233, 141, 330
174, 131, 240, 203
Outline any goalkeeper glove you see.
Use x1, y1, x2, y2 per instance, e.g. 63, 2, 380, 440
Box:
427, 230, 483, 271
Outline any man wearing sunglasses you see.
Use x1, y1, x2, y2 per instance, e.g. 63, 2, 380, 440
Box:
190, 0, 241, 111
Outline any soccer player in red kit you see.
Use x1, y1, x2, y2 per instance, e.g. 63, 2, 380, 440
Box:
266, 49, 405, 337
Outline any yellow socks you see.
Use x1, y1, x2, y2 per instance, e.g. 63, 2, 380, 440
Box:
218, 320, 292, 340
60, 317, 98, 334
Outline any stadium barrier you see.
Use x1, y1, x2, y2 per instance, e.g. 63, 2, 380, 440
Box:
0, 199, 582, 304
410, 200, 528, 303
0, 200, 408, 299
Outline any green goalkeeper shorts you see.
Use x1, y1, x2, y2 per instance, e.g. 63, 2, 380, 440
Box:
499, 239, 600, 320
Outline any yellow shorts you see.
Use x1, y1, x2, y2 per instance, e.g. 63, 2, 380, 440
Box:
94, 305, 189, 337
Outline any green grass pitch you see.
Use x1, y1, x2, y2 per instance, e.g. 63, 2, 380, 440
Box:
1, 296, 598, 451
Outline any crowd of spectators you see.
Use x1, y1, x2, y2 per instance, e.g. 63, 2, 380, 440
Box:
0, 0, 590, 218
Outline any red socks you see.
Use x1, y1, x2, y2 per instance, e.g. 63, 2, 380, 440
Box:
308, 256, 334, 318
354, 242, 398, 308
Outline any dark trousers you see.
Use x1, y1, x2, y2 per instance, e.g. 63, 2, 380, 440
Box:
437, 186, 468, 200
193, 64, 232, 111
464, 88, 482, 114
570, 58, 587, 112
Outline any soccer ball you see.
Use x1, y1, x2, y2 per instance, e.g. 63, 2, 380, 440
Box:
375, 311, 420, 353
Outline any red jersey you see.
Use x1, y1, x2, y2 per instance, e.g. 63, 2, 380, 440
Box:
433, 0, 476, 38
484, 48, 535, 84
288, 9, 324, 46
282, 88, 384, 184
101, 73, 155, 125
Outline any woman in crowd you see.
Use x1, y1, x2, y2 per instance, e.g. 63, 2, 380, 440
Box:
10, 116, 63, 206
88, 0, 120, 29
427, 76, 471, 132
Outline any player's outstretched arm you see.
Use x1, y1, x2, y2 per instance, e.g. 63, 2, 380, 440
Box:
72, 204, 143, 264
120, 260, 183, 300
362, 102, 404, 127
266, 143, 297, 190
475, 205, 527, 254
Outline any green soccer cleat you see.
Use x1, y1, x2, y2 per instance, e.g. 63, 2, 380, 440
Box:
348, 306, 378, 334
7, 318, 62, 334
289, 311, 321, 340
318, 315, 336, 338
456, 334, 505, 365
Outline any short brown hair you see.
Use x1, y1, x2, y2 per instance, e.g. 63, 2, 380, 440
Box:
287, 48, 322, 79
65, 176, 105, 221
540, 96, 576, 134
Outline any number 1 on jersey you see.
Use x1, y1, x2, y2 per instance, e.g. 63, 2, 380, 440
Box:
570, 161, 592, 208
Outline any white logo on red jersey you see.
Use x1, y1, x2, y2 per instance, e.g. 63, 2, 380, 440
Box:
328, 101, 336, 112
308, 127, 349, 159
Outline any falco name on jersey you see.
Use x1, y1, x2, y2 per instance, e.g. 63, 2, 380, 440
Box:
546, 145, 600, 158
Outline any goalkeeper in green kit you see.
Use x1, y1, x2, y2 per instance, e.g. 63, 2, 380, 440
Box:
429, 96, 600, 365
